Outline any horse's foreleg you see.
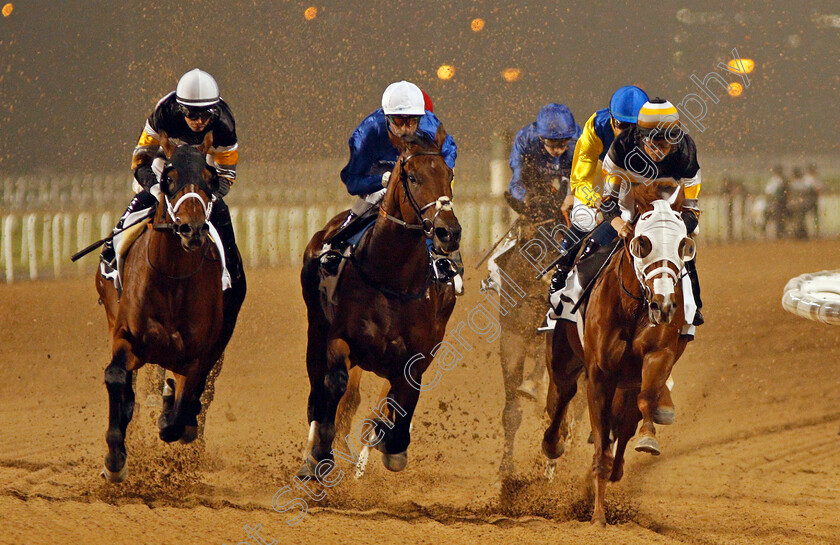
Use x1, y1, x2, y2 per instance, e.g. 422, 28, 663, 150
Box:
335, 366, 363, 439
542, 328, 584, 460
635, 351, 675, 456
609, 387, 641, 482
587, 363, 616, 527
102, 339, 138, 483
374, 377, 420, 473
499, 326, 525, 476
159, 365, 201, 443
301, 338, 349, 477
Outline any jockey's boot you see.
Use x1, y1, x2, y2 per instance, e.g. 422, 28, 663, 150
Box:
549, 265, 572, 295
209, 200, 247, 311
320, 212, 357, 276
100, 190, 158, 272
685, 258, 704, 326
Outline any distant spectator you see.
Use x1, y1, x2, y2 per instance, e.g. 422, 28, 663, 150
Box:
789, 167, 807, 239
802, 164, 823, 237
764, 165, 789, 239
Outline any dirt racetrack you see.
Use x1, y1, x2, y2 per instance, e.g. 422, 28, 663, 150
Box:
1, 239, 839, 545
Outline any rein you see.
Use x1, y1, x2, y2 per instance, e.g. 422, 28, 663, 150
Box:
351, 150, 452, 301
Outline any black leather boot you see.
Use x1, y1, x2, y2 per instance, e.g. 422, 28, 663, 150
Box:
101, 190, 158, 270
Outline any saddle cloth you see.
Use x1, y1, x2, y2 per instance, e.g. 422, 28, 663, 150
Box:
546, 258, 697, 338
317, 218, 377, 321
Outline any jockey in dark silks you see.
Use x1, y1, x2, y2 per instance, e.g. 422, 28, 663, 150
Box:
100, 68, 245, 305
319, 80, 462, 290
548, 85, 649, 294
555, 97, 704, 327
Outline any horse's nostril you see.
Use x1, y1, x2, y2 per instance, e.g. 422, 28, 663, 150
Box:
434, 227, 450, 241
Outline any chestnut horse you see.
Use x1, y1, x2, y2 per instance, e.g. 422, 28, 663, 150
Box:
95, 135, 243, 482
542, 183, 697, 525
298, 126, 460, 477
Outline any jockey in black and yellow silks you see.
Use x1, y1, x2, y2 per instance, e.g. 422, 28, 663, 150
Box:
100, 69, 244, 302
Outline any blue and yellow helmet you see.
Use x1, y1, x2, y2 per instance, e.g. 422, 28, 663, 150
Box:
609, 86, 649, 124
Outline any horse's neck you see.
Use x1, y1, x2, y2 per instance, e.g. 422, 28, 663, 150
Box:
147, 204, 195, 272
364, 197, 428, 283
612, 248, 645, 318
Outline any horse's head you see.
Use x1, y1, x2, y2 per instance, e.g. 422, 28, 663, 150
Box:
158, 132, 218, 252
627, 199, 696, 325
387, 125, 461, 254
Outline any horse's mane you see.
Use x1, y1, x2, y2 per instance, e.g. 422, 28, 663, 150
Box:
396, 124, 448, 157
631, 182, 684, 214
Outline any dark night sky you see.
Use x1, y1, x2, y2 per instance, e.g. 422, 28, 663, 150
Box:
0, 1, 838, 175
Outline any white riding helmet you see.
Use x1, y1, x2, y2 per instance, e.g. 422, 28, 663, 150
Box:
176, 69, 220, 108
381, 81, 425, 116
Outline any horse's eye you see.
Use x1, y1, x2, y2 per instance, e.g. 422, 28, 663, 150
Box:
408, 174, 418, 184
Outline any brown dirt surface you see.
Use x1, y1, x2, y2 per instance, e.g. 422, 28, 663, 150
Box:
1, 239, 839, 545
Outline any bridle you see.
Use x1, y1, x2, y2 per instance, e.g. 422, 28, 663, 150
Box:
380, 151, 454, 238
149, 182, 215, 281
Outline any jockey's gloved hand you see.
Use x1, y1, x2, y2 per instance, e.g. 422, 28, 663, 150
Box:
215, 176, 232, 198
680, 209, 699, 234
134, 164, 158, 191
381, 171, 391, 187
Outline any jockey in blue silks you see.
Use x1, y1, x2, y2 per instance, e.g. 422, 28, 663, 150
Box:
505, 102, 582, 214
320, 81, 461, 289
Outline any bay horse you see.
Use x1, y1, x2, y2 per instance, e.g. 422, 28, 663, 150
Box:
95, 133, 244, 482
542, 182, 696, 525
298, 126, 460, 477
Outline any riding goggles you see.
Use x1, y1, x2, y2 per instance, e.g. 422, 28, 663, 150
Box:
539, 137, 572, 149
179, 104, 218, 121
386, 114, 420, 128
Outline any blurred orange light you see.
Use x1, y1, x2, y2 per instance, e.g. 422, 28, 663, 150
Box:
471, 18, 485, 32
502, 68, 522, 82
437, 65, 455, 80
304, 6, 317, 20
728, 82, 744, 97
727, 58, 755, 74
2, 3, 12, 17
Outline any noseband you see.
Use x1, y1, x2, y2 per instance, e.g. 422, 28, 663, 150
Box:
153, 185, 215, 236
381, 151, 454, 238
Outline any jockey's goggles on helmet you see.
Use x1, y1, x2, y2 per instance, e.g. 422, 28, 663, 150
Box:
386, 114, 420, 128
179, 104, 217, 121
539, 137, 572, 149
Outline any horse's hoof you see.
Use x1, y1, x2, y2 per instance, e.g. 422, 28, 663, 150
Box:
296, 455, 318, 479
381, 450, 408, 472
653, 407, 675, 425
516, 379, 539, 401
179, 425, 198, 444
100, 462, 128, 483
635, 435, 661, 456
591, 511, 607, 527
541, 438, 565, 460
159, 424, 184, 443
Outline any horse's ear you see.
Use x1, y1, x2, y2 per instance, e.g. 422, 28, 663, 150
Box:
197, 131, 214, 155
434, 123, 447, 150
159, 131, 177, 158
